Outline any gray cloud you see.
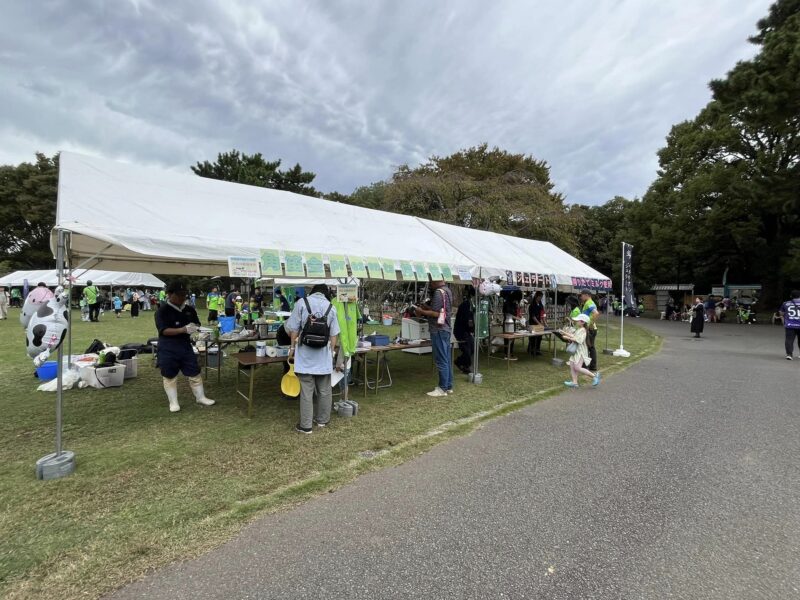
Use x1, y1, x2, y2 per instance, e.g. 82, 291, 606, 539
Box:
0, 0, 773, 204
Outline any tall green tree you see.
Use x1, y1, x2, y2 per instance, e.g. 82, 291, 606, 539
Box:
629, 0, 800, 302
0, 153, 59, 271
351, 144, 581, 254
191, 150, 320, 197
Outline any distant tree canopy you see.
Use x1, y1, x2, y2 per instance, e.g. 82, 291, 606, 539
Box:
342, 144, 582, 255
192, 150, 320, 197
0, 153, 58, 272
578, 0, 800, 304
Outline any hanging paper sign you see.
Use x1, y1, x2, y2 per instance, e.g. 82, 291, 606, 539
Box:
413, 262, 428, 281
305, 253, 325, 278
457, 266, 473, 281
365, 257, 383, 279
514, 271, 523, 286
428, 263, 443, 281
348, 257, 368, 278
399, 261, 415, 281
260, 249, 283, 277
439, 264, 453, 281
571, 277, 612, 290
284, 252, 305, 277
379, 258, 396, 280
337, 283, 359, 303
228, 256, 261, 279
523, 272, 531, 287
328, 254, 349, 278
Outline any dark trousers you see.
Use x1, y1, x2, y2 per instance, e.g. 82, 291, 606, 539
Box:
528, 335, 542, 354
587, 328, 598, 370
786, 328, 800, 356
89, 302, 100, 322
456, 334, 474, 372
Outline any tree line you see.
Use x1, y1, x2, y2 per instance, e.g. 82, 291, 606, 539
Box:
1, 0, 797, 306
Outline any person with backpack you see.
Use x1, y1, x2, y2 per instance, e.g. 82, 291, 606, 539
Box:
83, 280, 101, 322
779, 289, 800, 360
413, 279, 454, 397
285, 284, 340, 433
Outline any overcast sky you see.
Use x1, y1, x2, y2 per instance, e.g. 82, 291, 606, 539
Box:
0, 0, 773, 205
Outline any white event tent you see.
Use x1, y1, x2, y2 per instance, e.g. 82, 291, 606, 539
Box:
52, 152, 610, 287
0, 268, 164, 288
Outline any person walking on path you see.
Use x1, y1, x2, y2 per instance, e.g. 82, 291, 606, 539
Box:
414, 279, 454, 397
779, 289, 800, 360
691, 297, 705, 338
286, 284, 340, 433
155, 279, 215, 413
561, 313, 601, 388
579, 289, 599, 370
83, 280, 101, 322
0, 285, 9, 319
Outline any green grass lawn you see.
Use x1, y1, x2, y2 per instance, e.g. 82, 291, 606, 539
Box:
0, 308, 660, 599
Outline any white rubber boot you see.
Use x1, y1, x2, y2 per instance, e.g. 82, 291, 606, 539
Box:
188, 375, 215, 406
163, 376, 180, 412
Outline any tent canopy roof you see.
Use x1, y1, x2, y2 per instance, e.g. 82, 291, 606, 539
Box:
0, 269, 165, 288
53, 152, 610, 285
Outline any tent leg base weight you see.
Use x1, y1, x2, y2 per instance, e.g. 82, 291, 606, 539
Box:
36, 451, 76, 480
551, 358, 564, 367
602, 348, 615, 355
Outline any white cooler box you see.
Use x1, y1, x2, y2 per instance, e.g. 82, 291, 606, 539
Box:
118, 350, 139, 379
80, 364, 126, 388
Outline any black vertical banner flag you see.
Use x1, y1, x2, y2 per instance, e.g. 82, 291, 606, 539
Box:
623, 242, 635, 308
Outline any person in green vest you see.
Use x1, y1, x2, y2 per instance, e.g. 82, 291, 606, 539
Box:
83, 280, 100, 322
206, 286, 220, 323
10, 287, 22, 308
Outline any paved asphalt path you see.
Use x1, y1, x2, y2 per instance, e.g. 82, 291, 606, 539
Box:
108, 319, 799, 600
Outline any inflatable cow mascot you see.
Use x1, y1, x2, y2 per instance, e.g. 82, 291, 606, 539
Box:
24, 286, 70, 367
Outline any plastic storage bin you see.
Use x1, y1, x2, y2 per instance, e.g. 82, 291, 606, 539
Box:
80, 364, 126, 388
365, 334, 390, 347
207, 347, 222, 368
118, 349, 138, 379
36, 361, 58, 381
218, 316, 236, 333
382, 317, 393, 326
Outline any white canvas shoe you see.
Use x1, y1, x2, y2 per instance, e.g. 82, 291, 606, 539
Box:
426, 387, 448, 397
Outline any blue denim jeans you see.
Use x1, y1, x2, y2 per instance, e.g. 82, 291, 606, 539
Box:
431, 329, 453, 391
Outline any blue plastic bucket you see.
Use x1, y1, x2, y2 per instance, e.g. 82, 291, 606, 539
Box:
36, 361, 58, 381
218, 316, 236, 333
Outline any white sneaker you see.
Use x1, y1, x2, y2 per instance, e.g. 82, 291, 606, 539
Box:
426, 387, 448, 397
787, 355, 793, 361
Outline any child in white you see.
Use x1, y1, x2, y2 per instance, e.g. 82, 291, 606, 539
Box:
561, 314, 601, 388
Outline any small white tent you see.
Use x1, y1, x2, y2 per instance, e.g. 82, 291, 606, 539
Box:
0, 269, 164, 288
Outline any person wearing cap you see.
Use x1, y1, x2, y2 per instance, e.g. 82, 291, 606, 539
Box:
414, 278, 454, 397
561, 313, 601, 388
155, 279, 215, 413
579, 289, 599, 370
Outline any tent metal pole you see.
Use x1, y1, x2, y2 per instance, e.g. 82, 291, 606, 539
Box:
471, 268, 481, 383
35, 229, 76, 479
55, 230, 65, 456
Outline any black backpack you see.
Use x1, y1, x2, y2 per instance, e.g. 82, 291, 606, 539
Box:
300, 297, 332, 348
